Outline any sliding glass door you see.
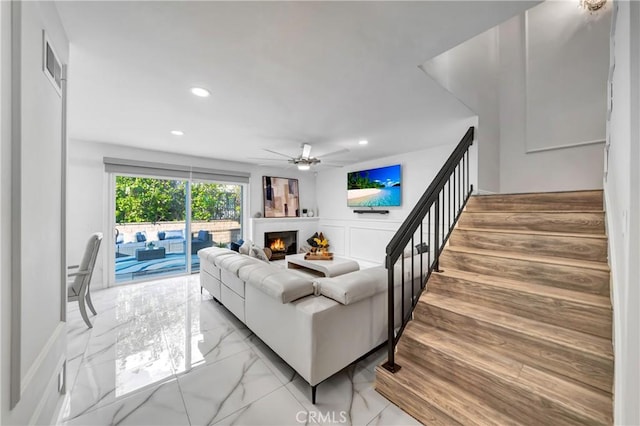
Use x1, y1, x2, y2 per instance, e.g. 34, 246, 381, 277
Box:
114, 176, 189, 283
113, 176, 244, 283
190, 182, 243, 272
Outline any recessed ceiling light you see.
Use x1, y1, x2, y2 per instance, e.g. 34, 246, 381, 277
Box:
359, 140, 369, 145
190, 87, 210, 97
171, 130, 184, 136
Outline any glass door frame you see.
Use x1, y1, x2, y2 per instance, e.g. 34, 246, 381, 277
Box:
107, 172, 247, 287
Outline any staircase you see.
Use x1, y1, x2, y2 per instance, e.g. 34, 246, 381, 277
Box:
376, 190, 613, 425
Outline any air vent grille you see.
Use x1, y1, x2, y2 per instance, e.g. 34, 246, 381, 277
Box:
42, 32, 62, 94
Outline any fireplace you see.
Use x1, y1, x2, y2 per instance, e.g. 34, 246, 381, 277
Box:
265, 231, 298, 260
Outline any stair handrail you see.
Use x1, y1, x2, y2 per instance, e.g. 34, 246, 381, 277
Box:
383, 126, 475, 373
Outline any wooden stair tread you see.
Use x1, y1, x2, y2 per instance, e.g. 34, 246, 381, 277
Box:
420, 293, 613, 359
377, 354, 522, 426
472, 189, 603, 197
437, 268, 611, 309
467, 191, 604, 212
455, 226, 606, 239
462, 210, 605, 213
446, 245, 610, 271
403, 321, 613, 425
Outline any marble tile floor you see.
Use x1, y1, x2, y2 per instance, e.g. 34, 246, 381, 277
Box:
61, 274, 421, 426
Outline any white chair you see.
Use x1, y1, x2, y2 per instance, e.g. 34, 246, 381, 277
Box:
68, 232, 103, 328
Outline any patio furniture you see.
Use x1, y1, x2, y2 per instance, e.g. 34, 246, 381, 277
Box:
135, 247, 166, 261
191, 230, 214, 253
68, 232, 103, 328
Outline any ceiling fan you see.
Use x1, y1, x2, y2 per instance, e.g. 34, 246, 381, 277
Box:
251, 143, 349, 171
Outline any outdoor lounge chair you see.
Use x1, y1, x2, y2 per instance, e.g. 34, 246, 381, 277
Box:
68, 232, 103, 328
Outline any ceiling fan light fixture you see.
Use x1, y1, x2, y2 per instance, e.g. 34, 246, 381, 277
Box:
359, 139, 369, 145
302, 143, 312, 159
297, 164, 311, 171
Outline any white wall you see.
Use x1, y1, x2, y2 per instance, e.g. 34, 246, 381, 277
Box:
2, 2, 69, 425
498, 10, 606, 193
525, 1, 609, 152
422, 28, 500, 193
422, 2, 608, 194
0, 0, 10, 421
67, 139, 316, 289
316, 119, 477, 265
606, 1, 640, 424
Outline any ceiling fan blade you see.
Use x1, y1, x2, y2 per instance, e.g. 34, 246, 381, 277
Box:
301, 143, 312, 159
321, 163, 346, 168
247, 157, 287, 161
319, 148, 349, 159
263, 148, 294, 159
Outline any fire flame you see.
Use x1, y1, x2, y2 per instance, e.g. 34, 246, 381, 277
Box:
270, 238, 286, 252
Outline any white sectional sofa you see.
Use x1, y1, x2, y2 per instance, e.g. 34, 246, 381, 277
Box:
198, 246, 416, 403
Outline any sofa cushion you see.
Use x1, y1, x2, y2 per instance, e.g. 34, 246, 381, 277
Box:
123, 232, 137, 243
198, 246, 236, 264
238, 262, 281, 283
218, 254, 262, 275
165, 229, 183, 239
314, 267, 387, 305
253, 271, 315, 303
213, 252, 239, 267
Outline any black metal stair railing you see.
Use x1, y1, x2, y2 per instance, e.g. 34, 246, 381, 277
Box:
382, 126, 475, 373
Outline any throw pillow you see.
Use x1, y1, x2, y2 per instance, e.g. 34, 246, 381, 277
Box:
263, 247, 272, 260
239, 240, 252, 255
229, 241, 241, 252
135, 231, 147, 243
123, 232, 137, 243
251, 246, 270, 263
157, 231, 166, 240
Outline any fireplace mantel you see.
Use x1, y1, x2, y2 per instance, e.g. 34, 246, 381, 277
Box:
249, 217, 320, 249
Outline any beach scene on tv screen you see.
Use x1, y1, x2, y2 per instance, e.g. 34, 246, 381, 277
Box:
347, 165, 401, 207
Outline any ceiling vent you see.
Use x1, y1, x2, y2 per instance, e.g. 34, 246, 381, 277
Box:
42, 31, 62, 95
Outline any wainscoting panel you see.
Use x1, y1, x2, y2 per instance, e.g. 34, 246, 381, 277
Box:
319, 219, 402, 265
350, 226, 397, 264
320, 224, 346, 256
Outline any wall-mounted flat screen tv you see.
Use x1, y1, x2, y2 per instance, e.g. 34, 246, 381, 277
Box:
347, 164, 401, 207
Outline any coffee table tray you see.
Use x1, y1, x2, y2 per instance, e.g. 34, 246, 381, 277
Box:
304, 252, 334, 261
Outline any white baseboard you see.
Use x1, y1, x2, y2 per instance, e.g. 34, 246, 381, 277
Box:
475, 189, 497, 195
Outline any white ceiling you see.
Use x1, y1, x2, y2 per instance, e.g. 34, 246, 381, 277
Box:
55, 1, 537, 168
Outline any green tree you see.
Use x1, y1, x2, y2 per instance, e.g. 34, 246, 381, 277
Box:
348, 171, 384, 190
115, 177, 241, 223
115, 177, 186, 223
